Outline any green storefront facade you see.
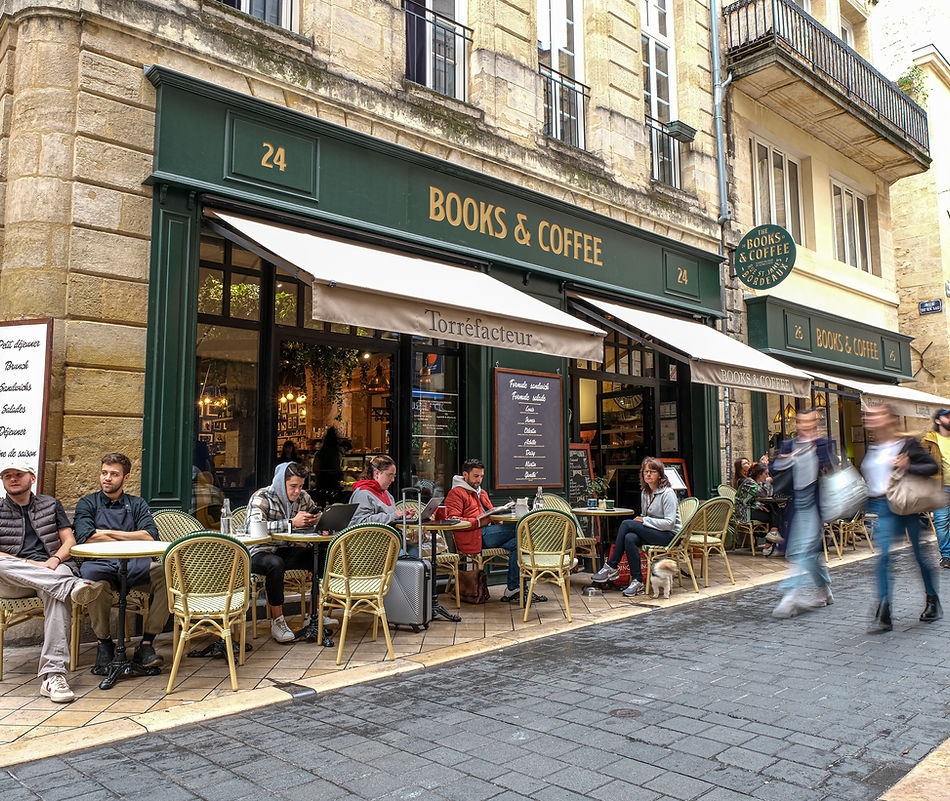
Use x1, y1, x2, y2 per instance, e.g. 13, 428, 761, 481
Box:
141, 67, 730, 512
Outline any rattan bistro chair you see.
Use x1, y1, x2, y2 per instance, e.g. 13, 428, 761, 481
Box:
540, 493, 594, 565
685, 497, 735, 587
0, 596, 45, 680
316, 524, 401, 666
516, 509, 576, 623
153, 509, 203, 542
643, 514, 701, 596
163, 532, 250, 693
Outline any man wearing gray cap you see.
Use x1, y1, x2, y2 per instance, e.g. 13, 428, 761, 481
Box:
0, 462, 108, 702
922, 409, 950, 568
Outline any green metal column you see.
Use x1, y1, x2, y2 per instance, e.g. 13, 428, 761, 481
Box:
141, 186, 200, 509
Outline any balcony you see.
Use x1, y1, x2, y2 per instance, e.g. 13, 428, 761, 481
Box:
646, 117, 682, 189
723, 0, 930, 182
540, 65, 590, 149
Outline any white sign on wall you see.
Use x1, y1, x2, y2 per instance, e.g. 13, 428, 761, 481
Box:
0, 319, 52, 494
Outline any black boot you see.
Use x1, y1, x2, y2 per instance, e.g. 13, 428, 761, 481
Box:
920, 595, 943, 623
869, 600, 892, 633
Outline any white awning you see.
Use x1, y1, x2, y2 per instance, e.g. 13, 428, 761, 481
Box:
207, 211, 605, 361
809, 370, 950, 419
572, 295, 812, 397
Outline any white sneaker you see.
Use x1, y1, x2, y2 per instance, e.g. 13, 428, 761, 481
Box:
70, 579, 109, 606
41, 674, 75, 703
322, 615, 337, 627
622, 579, 645, 597
271, 615, 296, 643
591, 564, 619, 582
772, 590, 803, 618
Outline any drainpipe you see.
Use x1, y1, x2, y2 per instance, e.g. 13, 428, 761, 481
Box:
711, 0, 734, 484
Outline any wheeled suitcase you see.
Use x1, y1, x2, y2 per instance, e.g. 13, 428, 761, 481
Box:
383, 488, 434, 631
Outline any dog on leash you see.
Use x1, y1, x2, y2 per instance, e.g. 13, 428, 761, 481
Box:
650, 558, 679, 599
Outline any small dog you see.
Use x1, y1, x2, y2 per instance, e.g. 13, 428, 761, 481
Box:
650, 558, 679, 599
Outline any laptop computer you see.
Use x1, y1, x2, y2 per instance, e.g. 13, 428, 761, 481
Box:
417, 495, 443, 522
316, 503, 358, 532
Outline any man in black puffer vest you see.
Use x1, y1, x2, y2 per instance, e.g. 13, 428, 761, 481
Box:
0, 463, 108, 703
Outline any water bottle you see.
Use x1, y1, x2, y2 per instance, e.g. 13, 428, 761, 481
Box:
534, 486, 544, 510
220, 497, 232, 536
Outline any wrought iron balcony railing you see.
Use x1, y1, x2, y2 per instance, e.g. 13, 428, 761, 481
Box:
405, 2, 472, 102
646, 117, 682, 189
540, 64, 590, 149
723, 0, 929, 152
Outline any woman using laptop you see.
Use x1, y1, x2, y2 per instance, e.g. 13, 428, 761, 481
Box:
348, 455, 418, 526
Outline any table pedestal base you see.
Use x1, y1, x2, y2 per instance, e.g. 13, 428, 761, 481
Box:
295, 616, 334, 647
433, 602, 461, 623
96, 659, 161, 690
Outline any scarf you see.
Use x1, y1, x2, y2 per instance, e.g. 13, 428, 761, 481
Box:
352, 478, 392, 506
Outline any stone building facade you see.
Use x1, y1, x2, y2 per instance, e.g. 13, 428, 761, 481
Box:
0, 0, 936, 510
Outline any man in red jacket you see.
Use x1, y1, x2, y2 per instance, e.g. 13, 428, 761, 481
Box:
444, 458, 545, 604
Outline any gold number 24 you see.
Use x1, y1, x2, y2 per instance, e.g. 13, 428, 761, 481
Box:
261, 142, 287, 172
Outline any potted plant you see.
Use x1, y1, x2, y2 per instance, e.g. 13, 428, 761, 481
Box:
586, 475, 611, 506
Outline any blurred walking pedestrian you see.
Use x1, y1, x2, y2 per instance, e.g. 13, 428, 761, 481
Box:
861, 404, 942, 632
771, 408, 837, 618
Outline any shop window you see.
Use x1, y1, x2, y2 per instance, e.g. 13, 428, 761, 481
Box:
196, 325, 260, 504
214, 0, 296, 31
538, 0, 588, 148
750, 137, 803, 245
404, 0, 471, 102
411, 349, 459, 501
831, 179, 872, 272
274, 277, 299, 326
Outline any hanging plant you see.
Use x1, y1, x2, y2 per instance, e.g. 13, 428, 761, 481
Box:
281, 342, 361, 420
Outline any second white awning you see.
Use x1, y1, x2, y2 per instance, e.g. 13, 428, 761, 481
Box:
809, 370, 950, 419
207, 211, 605, 361
572, 295, 812, 397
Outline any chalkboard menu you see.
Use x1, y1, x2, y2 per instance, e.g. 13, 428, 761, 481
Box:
0, 319, 52, 493
568, 443, 593, 507
494, 368, 564, 490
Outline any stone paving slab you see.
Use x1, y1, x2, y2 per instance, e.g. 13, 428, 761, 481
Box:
1, 549, 948, 800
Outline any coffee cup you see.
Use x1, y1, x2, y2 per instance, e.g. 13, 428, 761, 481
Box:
435, 505, 448, 522
587, 498, 598, 509
605, 499, 615, 510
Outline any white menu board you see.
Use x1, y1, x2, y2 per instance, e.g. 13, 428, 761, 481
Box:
0, 319, 52, 493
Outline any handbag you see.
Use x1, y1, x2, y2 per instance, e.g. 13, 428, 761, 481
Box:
886, 470, 947, 515
819, 461, 868, 522
458, 568, 490, 604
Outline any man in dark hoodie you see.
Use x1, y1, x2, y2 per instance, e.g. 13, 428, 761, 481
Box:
444, 458, 545, 604
247, 461, 322, 642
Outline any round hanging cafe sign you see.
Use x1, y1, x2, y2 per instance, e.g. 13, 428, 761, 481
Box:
734, 224, 796, 289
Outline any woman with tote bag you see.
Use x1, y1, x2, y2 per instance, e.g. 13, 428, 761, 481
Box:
861, 404, 942, 632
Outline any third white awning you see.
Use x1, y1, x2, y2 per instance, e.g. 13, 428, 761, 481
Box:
207, 211, 605, 361
809, 370, 950, 419
571, 295, 812, 397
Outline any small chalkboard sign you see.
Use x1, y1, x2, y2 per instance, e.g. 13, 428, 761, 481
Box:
568, 443, 593, 507
494, 368, 564, 490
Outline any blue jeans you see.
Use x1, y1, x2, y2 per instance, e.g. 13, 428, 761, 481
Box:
607, 520, 674, 583
867, 497, 938, 603
480, 524, 519, 591
931, 488, 950, 558
783, 496, 830, 591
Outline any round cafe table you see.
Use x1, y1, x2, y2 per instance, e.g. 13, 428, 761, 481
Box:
269, 530, 334, 646
70, 539, 169, 690
571, 506, 635, 571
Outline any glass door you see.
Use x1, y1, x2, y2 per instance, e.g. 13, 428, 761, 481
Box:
598, 384, 654, 508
